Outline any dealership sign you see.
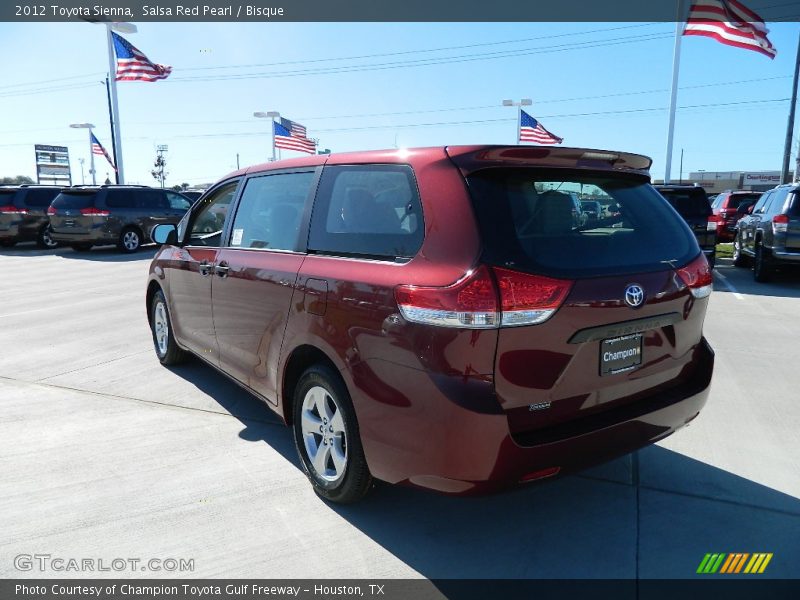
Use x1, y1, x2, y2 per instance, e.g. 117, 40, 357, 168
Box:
742, 172, 781, 183
34, 145, 71, 186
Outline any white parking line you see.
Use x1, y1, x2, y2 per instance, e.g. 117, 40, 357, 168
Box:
714, 269, 744, 300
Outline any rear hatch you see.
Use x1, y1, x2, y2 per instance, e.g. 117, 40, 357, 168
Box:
0, 189, 21, 232
783, 190, 800, 250
49, 190, 102, 234
657, 187, 715, 249
722, 193, 761, 231
448, 148, 711, 437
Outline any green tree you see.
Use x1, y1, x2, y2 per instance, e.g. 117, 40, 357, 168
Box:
0, 175, 35, 185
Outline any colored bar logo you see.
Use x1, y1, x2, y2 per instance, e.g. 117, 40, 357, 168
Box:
697, 553, 773, 574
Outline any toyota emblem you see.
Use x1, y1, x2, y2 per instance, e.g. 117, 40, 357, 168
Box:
624, 284, 645, 308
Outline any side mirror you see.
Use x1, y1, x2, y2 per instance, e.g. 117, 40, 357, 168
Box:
152, 223, 178, 245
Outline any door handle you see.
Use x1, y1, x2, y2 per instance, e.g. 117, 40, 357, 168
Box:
198, 261, 213, 276
215, 262, 230, 278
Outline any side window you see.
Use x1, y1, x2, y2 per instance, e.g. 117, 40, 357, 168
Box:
24, 189, 59, 207
165, 192, 191, 211
186, 181, 239, 247
229, 172, 314, 251
106, 190, 137, 208
308, 165, 424, 260
752, 191, 771, 214
136, 190, 168, 210
765, 188, 789, 216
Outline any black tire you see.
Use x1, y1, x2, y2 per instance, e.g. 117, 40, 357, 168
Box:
292, 364, 372, 504
707, 252, 716, 270
0, 239, 15, 248
732, 234, 748, 267
753, 242, 772, 283
36, 225, 58, 249
150, 289, 187, 366
71, 243, 92, 252
118, 227, 142, 253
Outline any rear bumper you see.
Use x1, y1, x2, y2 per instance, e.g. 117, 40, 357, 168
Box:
771, 249, 800, 263
50, 230, 115, 245
351, 338, 713, 495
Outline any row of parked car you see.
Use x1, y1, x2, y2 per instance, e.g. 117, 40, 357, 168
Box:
0, 184, 193, 253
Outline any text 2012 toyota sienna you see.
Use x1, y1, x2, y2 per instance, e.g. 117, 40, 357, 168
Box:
147, 146, 714, 503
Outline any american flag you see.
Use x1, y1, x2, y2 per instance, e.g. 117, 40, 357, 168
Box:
112, 32, 173, 82
274, 119, 316, 154
91, 133, 116, 171
684, 0, 776, 59
519, 110, 563, 145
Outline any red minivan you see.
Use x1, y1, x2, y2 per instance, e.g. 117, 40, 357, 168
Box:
147, 146, 714, 503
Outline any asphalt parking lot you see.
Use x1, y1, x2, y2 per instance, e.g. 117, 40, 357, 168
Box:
1, 244, 799, 581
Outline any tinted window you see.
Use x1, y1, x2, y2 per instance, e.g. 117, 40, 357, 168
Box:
52, 192, 96, 209
187, 181, 238, 247
105, 190, 137, 208
0, 189, 18, 204
788, 192, 800, 217
309, 165, 423, 259
230, 172, 314, 251
656, 188, 711, 218
765, 188, 789, 215
136, 190, 168, 210
727, 193, 761, 209
466, 169, 698, 279
24, 188, 60, 207
752, 191, 771, 214
165, 192, 191, 210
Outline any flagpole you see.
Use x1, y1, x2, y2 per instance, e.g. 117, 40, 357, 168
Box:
105, 76, 119, 184
781, 30, 800, 184
88, 129, 96, 185
664, 7, 684, 184
517, 106, 522, 144
271, 116, 277, 162
105, 23, 125, 184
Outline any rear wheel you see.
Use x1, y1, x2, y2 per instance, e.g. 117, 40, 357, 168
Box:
150, 290, 187, 365
118, 227, 141, 253
753, 242, 772, 283
732, 234, 748, 267
36, 225, 58, 249
71, 243, 92, 252
293, 364, 372, 504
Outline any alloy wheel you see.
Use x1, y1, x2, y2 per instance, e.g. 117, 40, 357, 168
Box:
153, 301, 169, 357
300, 385, 348, 483
123, 230, 140, 251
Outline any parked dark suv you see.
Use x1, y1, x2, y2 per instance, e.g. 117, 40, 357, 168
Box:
147, 146, 714, 503
711, 190, 762, 242
49, 185, 192, 253
654, 185, 717, 268
0, 185, 62, 248
733, 183, 800, 281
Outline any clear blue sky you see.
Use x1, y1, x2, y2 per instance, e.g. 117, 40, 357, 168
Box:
2, 18, 799, 187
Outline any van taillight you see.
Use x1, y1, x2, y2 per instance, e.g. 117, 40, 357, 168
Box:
80, 207, 110, 216
0, 205, 27, 215
395, 266, 572, 328
493, 267, 573, 327
46, 206, 56, 216
773, 214, 789, 234
676, 254, 713, 299
395, 266, 499, 328
707, 214, 720, 231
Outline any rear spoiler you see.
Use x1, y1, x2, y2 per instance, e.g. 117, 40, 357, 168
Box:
445, 145, 652, 178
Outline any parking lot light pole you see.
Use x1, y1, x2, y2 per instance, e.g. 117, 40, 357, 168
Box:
502, 99, 532, 144
254, 111, 281, 161
70, 123, 96, 185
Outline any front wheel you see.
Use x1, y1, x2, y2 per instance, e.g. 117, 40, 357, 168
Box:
732, 234, 748, 267
118, 227, 141, 253
150, 290, 187, 365
293, 365, 372, 504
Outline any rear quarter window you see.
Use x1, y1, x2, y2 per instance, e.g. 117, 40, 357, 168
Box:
308, 165, 424, 260
465, 169, 698, 279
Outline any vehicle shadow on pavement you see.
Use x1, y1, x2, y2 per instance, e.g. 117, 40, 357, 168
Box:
169, 358, 800, 579
52, 246, 160, 262
714, 263, 800, 299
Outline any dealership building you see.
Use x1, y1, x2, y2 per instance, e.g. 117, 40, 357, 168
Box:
682, 170, 792, 193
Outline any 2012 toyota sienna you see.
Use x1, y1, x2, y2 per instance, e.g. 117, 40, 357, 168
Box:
146, 145, 715, 503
